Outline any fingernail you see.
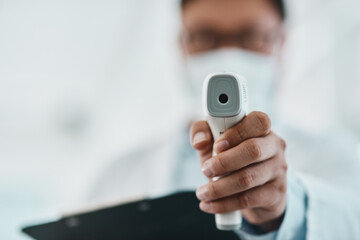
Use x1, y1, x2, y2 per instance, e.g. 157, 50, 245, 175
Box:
193, 132, 208, 146
214, 140, 230, 153
200, 202, 212, 212
201, 161, 214, 178
196, 185, 208, 201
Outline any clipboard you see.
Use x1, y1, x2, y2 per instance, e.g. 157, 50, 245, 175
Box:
22, 191, 239, 240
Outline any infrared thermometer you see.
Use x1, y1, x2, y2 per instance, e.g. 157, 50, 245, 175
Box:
202, 72, 249, 230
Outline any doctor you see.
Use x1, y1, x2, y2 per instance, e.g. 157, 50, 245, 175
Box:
182, 0, 360, 239
89, 0, 360, 239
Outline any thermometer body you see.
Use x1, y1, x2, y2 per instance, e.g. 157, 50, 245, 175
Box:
202, 72, 248, 230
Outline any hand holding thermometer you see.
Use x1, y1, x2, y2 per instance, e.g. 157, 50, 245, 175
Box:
202, 72, 249, 230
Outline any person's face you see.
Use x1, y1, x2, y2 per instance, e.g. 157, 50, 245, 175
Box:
181, 0, 284, 56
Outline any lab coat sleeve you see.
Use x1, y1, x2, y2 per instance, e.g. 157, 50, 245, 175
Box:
234, 172, 307, 240
297, 174, 360, 240
236, 171, 360, 240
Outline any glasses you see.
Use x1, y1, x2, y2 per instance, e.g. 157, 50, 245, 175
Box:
181, 27, 282, 54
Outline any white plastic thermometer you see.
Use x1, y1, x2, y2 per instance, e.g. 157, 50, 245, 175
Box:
202, 72, 249, 230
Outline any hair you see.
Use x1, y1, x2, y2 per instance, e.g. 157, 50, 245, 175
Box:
180, 0, 286, 20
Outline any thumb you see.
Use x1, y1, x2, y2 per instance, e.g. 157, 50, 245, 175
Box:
190, 120, 214, 164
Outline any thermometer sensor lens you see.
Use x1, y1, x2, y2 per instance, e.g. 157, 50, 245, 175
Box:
219, 94, 229, 104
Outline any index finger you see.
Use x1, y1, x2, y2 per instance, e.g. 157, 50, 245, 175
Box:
214, 111, 271, 153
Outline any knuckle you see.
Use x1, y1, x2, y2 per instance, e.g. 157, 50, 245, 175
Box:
212, 202, 225, 213
254, 112, 272, 134
282, 161, 288, 172
246, 139, 262, 160
238, 170, 254, 189
277, 174, 288, 194
279, 137, 287, 151
278, 181, 287, 194
214, 155, 228, 173
237, 194, 250, 209
234, 124, 246, 142
209, 182, 220, 199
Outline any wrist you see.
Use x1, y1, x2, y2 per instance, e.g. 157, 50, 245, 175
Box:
256, 211, 285, 233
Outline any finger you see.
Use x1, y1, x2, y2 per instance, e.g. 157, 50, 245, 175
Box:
199, 176, 287, 214
196, 157, 279, 202
214, 111, 271, 153
190, 121, 213, 150
202, 132, 282, 178
190, 120, 214, 164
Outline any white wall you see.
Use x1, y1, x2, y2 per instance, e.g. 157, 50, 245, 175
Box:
280, 0, 360, 135
0, 0, 184, 239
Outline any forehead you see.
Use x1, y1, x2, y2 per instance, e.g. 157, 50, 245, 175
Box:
181, 0, 282, 32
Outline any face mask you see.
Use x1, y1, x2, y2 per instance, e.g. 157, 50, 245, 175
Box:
183, 48, 279, 117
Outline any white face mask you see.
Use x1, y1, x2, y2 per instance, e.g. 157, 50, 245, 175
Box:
183, 48, 279, 117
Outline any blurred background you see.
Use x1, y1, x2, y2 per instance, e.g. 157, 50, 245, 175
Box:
0, 0, 359, 239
